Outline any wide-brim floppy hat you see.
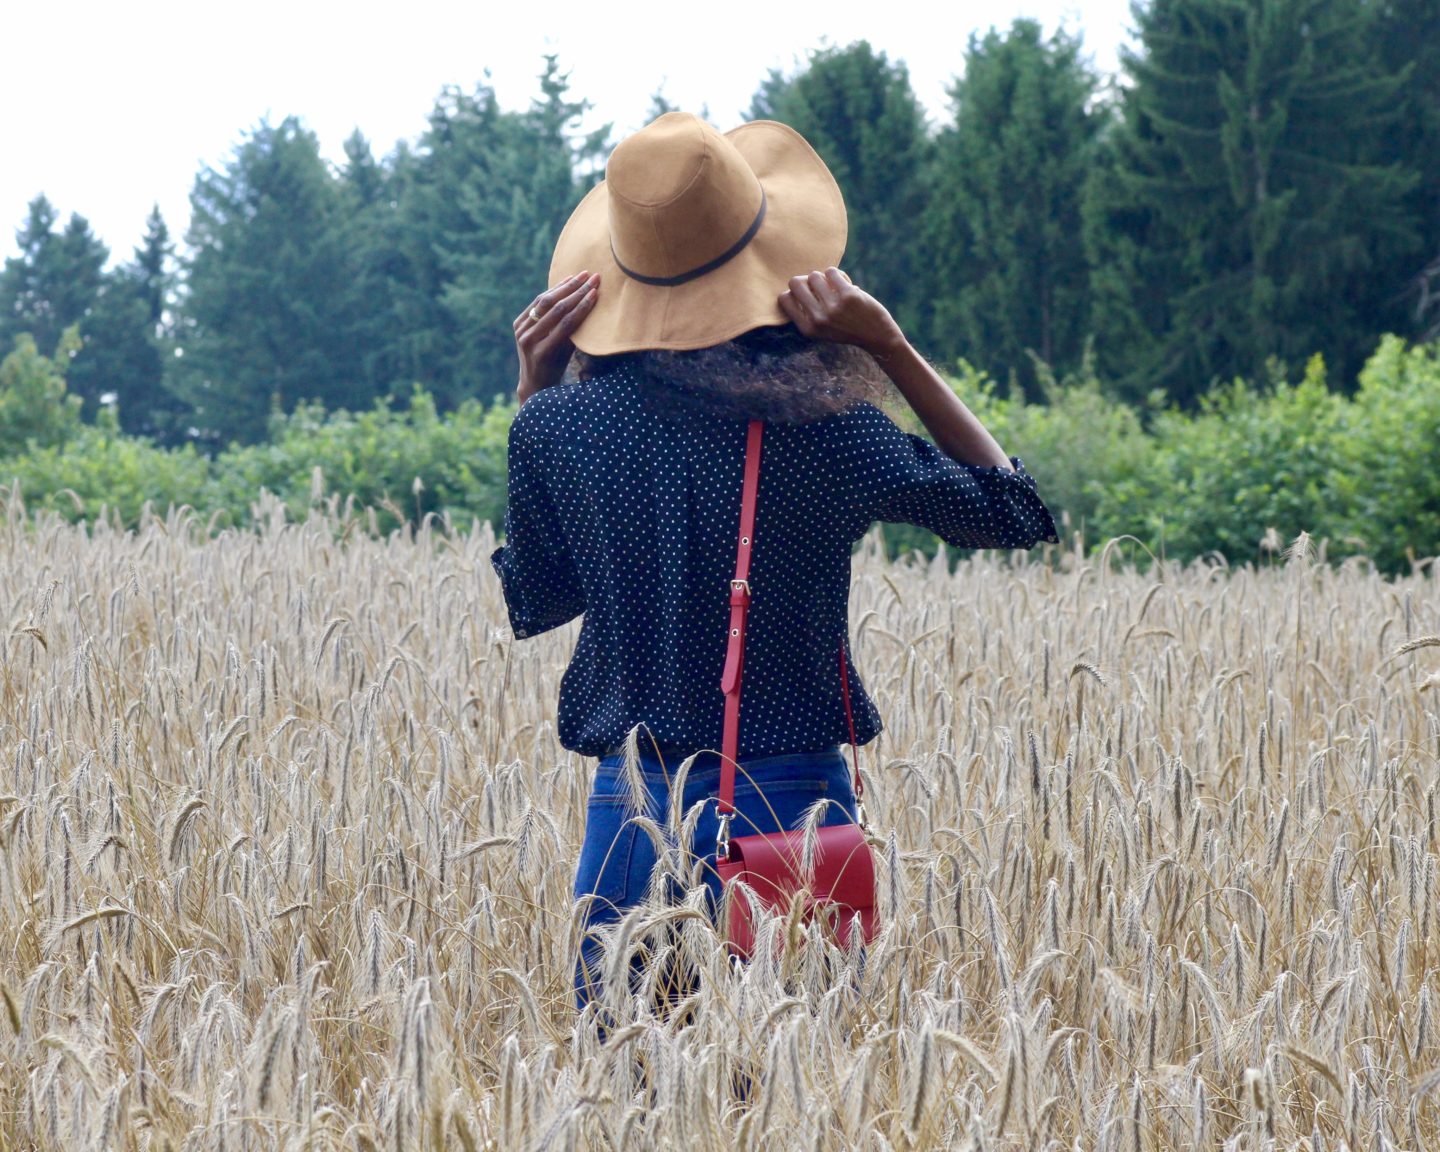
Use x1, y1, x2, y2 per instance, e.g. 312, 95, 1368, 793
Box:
549, 112, 847, 355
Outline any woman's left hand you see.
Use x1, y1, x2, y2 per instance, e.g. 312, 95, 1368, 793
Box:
778, 267, 904, 360
514, 272, 600, 404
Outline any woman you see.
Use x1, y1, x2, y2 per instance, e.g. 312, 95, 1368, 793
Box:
490, 113, 1057, 1015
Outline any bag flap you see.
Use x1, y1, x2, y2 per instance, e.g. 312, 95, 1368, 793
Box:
725, 823, 875, 902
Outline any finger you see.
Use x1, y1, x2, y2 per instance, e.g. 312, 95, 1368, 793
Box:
523, 291, 597, 393
514, 297, 548, 333
553, 286, 598, 337
824, 267, 852, 288
777, 289, 805, 328
533, 273, 598, 334
516, 272, 588, 330
781, 291, 822, 338
537, 271, 590, 312
806, 269, 841, 309
521, 279, 598, 353
787, 274, 825, 322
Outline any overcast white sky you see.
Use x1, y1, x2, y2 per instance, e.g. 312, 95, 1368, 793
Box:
2, 0, 1133, 262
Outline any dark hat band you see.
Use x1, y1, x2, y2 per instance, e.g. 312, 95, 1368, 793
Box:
612, 191, 767, 288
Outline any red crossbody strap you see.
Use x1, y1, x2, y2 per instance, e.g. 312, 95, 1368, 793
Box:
719, 420, 866, 815
719, 419, 765, 815
839, 637, 864, 800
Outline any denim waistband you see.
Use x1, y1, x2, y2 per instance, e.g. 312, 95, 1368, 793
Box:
601, 741, 698, 761
599, 742, 841, 766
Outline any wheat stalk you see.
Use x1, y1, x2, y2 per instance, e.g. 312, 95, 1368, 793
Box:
1, 502, 1438, 1148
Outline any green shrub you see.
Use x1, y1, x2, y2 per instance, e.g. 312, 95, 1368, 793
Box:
879, 356, 1153, 561
965, 356, 1153, 542
4, 340, 1437, 573
1, 406, 211, 523
1095, 356, 1351, 564
1335, 337, 1440, 573
0, 330, 83, 457
205, 386, 515, 531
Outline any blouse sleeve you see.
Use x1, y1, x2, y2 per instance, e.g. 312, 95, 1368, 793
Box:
489, 408, 585, 638
833, 404, 1059, 550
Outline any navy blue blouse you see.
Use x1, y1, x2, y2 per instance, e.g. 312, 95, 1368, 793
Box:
490, 364, 1058, 758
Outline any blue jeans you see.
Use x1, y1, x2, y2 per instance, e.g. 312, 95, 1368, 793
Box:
572, 743, 860, 1014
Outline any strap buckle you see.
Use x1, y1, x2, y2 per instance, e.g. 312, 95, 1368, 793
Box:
716, 810, 733, 862
729, 579, 750, 605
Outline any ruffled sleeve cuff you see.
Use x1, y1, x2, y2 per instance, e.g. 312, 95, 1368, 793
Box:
962, 456, 1060, 549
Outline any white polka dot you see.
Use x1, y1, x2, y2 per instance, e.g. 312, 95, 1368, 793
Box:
490, 364, 1058, 756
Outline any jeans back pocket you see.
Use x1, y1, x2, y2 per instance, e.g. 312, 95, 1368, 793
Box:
574, 795, 637, 908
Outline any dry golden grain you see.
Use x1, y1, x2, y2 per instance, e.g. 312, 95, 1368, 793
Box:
2, 505, 1438, 1149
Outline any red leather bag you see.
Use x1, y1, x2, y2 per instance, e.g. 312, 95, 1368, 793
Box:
714, 420, 880, 959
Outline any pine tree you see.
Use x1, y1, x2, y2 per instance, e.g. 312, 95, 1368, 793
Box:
68, 207, 179, 438
329, 131, 419, 406
1087, 0, 1419, 403
1371, 0, 1440, 337
1, 198, 183, 435
0, 197, 108, 357
66, 273, 156, 424
749, 43, 933, 332
925, 20, 1104, 394
340, 130, 386, 209
173, 117, 369, 443
392, 57, 605, 404
0, 197, 62, 354
134, 204, 171, 328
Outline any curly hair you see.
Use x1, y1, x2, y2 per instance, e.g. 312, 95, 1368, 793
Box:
572, 325, 893, 424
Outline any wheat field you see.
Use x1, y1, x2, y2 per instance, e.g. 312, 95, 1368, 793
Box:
1, 492, 1439, 1150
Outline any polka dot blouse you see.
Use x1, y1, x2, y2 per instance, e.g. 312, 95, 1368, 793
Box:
490, 364, 1059, 758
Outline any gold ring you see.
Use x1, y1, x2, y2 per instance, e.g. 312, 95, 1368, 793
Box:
529, 307, 542, 322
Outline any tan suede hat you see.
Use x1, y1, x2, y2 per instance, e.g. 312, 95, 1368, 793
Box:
549, 112, 847, 354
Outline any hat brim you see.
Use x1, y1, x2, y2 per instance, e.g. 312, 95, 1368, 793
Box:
549, 120, 847, 355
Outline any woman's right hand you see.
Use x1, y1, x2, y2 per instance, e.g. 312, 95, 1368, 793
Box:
514, 272, 600, 404
778, 268, 907, 362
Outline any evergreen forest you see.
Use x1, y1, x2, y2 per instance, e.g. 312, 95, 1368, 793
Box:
3, 2, 1439, 568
